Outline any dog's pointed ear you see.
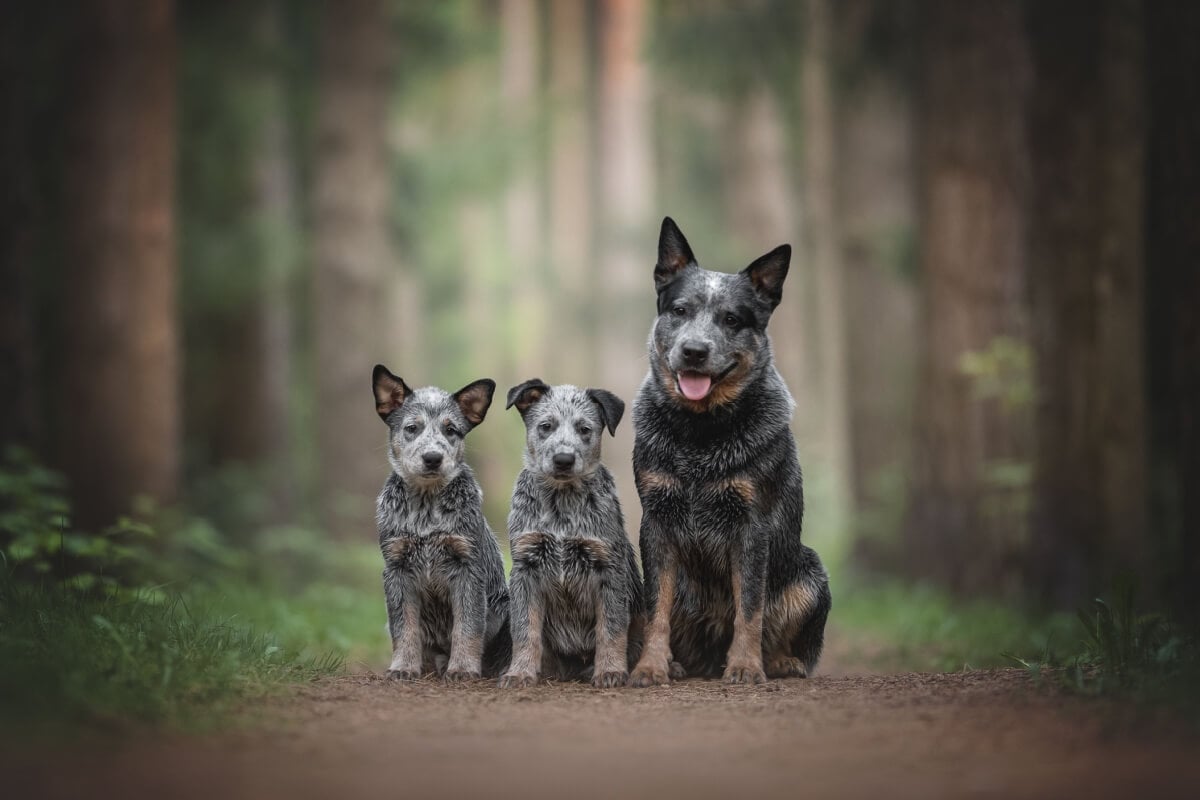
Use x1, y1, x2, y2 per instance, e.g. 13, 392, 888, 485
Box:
585, 389, 625, 437
506, 378, 550, 417
452, 379, 496, 429
655, 216, 696, 291
741, 244, 791, 310
373, 365, 412, 423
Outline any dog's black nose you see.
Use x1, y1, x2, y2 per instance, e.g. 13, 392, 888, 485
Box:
422, 452, 444, 470
553, 453, 576, 471
681, 341, 709, 366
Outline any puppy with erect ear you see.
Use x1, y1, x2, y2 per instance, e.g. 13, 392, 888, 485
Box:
499, 381, 644, 689
372, 364, 511, 682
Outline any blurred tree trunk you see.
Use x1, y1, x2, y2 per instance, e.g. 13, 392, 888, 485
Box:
1026, 0, 1146, 607
802, 0, 854, 532
59, 0, 180, 530
547, 0, 595, 385
596, 0, 654, 535
501, 0, 544, 381
906, 0, 1031, 595
0, 3, 43, 452
1146, 1, 1200, 623
312, 0, 392, 539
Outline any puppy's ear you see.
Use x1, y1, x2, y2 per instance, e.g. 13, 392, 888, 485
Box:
585, 389, 625, 437
452, 379, 496, 429
373, 365, 412, 423
506, 378, 550, 417
741, 244, 791, 310
655, 216, 696, 291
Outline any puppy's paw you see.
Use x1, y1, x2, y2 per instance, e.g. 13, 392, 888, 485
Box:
386, 667, 423, 681
591, 670, 628, 689
668, 661, 687, 681
629, 661, 671, 688
444, 668, 482, 683
765, 655, 807, 679
722, 662, 767, 685
497, 672, 538, 689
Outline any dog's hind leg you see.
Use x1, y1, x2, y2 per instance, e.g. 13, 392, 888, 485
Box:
764, 575, 831, 678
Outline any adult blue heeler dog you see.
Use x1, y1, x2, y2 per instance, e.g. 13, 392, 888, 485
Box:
372, 365, 511, 681
628, 217, 831, 687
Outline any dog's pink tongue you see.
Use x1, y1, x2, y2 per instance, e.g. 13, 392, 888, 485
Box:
678, 372, 712, 401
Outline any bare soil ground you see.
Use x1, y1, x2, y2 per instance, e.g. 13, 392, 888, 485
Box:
8, 629, 1200, 799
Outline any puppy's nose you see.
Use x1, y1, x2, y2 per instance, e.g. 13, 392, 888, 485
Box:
552, 453, 576, 471
681, 341, 709, 366
422, 452, 444, 470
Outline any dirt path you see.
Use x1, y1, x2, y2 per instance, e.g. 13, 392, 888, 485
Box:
8, 632, 1200, 799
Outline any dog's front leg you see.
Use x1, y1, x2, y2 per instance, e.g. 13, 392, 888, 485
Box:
498, 552, 543, 688
592, 567, 630, 688
384, 566, 423, 680
445, 571, 485, 682
629, 530, 677, 687
724, 531, 768, 684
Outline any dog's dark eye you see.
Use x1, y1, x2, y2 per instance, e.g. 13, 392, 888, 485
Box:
443, 423, 461, 438
403, 423, 419, 435
672, 305, 687, 318
538, 421, 552, 434
723, 313, 741, 328
577, 425, 592, 437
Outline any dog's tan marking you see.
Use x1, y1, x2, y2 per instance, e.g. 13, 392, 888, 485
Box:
636, 469, 680, 493
571, 536, 614, 568
714, 476, 756, 505
655, 349, 758, 413
382, 537, 412, 564
724, 567, 766, 684
510, 531, 548, 563
630, 565, 677, 686
439, 533, 473, 560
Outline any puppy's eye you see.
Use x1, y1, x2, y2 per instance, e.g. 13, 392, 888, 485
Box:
537, 421, 552, 434
723, 313, 741, 328
577, 425, 592, 437
403, 423, 419, 435
672, 305, 687, 318
444, 423, 461, 438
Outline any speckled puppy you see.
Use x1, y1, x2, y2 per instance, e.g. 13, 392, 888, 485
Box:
499, 380, 644, 689
372, 365, 511, 682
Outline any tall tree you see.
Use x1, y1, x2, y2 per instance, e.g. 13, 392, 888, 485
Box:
1026, 0, 1146, 606
59, 0, 180, 529
906, 0, 1031, 594
312, 0, 393, 539
547, 0, 595, 385
802, 0, 854, 530
1146, 1, 1200, 622
596, 0, 655, 530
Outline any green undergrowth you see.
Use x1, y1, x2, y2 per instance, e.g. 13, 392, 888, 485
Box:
0, 448, 386, 733
831, 578, 1077, 672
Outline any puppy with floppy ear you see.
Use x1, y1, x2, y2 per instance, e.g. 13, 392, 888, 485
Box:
373, 365, 511, 681
499, 380, 644, 688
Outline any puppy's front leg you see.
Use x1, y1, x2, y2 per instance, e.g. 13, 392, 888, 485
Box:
384, 565, 423, 680
592, 569, 630, 688
724, 534, 767, 684
629, 535, 676, 687
445, 571, 485, 682
498, 563, 543, 688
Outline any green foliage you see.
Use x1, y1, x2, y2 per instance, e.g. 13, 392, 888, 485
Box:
957, 336, 1034, 413
1010, 581, 1199, 714
834, 578, 1076, 672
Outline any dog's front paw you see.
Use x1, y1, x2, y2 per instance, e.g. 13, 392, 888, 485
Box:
765, 655, 807, 679
386, 667, 423, 681
444, 668, 482, 683
723, 662, 767, 685
591, 670, 628, 689
497, 671, 538, 689
629, 660, 671, 687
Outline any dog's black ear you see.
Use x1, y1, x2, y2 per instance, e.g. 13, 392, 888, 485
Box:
741, 244, 791, 310
655, 216, 696, 291
373, 365, 412, 423
506, 378, 550, 417
586, 389, 625, 437
452, 379, 496, 429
